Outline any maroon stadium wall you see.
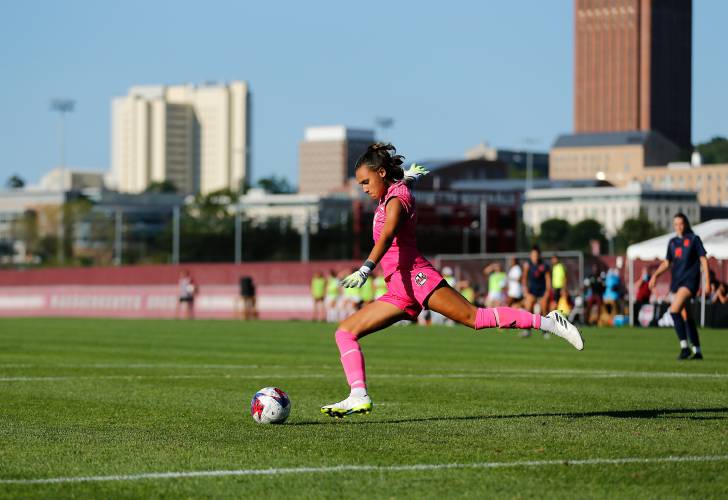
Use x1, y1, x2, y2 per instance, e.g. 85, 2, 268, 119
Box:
0, 261, 359, 320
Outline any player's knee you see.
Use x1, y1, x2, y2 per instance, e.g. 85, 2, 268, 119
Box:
337, 319, 362, 337
463, 306, 477, 329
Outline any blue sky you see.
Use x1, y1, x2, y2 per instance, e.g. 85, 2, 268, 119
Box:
1, 0, 726, 187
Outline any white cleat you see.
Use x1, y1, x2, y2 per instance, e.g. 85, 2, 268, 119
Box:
320, 394, 373, 418
546, 311, 584, 351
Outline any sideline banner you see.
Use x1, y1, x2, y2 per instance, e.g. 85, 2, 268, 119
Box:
0, 285, 313, 320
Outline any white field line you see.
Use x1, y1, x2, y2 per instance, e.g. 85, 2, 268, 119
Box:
2, 364, 726, 380
1, 368, 728, 382
0, 374, 329, 382
0, 363, 277, 369
3, 455, 728, 485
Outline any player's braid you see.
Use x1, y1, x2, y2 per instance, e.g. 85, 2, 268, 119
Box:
358, 143, 405, 181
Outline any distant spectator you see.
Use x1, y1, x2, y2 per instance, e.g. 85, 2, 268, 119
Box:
550, 255, 567, 310
522, 245, 551, 316
716, 282, 728, 304
634, 269, 652, 318
707, 271, 723, 304
458, 279, 476, 305
584, 265, 605, 325
442, 267, 456, 287
359, 271, 375, 306
505, 256, 523, 306
325, 270, 340, 322
311, 271, 326, 322
483, 262, 506, 307
373, 272, 388, 300
557, 288, 572, 316
521, 245, 551, 338
342, 267, 362, 314
431, 267, 456, 326
239, 275, 258, 320
176, 269, 197, 320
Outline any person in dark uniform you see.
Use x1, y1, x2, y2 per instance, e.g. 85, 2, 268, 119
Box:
649, 213, 710, 360
239, 275, 258, 320
176, 269, 197, 320
521, 245, 551, 337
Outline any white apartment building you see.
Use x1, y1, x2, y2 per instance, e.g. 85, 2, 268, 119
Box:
523, 184, 699, 237
39, 167, 105, 192
111, 81, 250, 195
239, 189, 353, 233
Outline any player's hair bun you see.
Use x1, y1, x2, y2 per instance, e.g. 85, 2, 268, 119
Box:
356, 142, 405, 181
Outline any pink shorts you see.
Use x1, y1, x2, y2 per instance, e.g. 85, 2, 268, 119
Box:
377, 265, 445, 319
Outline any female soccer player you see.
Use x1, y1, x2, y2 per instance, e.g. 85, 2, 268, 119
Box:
320, 144, 583, 418
649, 213, 709, 360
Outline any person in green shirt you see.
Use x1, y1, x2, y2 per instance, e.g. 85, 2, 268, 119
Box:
459, 280, 476, 304
325, 270, 340, 323
373, 272, 387, 299
360, 273, 375, 304
343, 270, 363, 313
483, 262, 507, 307
550, 255, 567, 311
311, 271, 326, 322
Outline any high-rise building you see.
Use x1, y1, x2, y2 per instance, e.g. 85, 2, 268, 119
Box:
574, 0, 692, 149
111, 81, 250, 195
298, 126, 375, 195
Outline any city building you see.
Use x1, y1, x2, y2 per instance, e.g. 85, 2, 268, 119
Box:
638, 162, 728, 206
574, 0, 692, 149
523, 184, 699, 237
298, 126, 374, 195
238, 189, 353, 233
549, 130, 680, 184
465, 143, 549, 178
39, 167, 105, 193
111, 81, 250, 195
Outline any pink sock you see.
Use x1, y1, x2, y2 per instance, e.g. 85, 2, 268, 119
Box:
475, 307, 541, 330
335, 330, 366, 391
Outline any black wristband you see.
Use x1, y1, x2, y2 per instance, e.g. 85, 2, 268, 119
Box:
363, 260, 376, 271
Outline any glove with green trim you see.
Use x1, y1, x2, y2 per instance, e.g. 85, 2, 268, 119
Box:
403, 163, 429, 184
340, 260, 375, 288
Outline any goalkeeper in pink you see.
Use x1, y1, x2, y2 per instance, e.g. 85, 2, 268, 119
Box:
321, 143, 584, 418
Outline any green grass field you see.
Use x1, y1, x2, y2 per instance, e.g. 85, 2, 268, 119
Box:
1, 318, 727, 499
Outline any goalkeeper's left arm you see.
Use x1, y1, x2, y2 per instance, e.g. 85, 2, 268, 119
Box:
402, 163, 429, 186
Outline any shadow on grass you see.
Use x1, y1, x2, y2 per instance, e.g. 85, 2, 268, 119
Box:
290, 407, 728, 426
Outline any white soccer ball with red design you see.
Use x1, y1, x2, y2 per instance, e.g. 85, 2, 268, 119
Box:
250, 387, 291, 424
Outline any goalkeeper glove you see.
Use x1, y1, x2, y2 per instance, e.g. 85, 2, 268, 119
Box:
340, 260, 375, 288
403, 163, 429, 184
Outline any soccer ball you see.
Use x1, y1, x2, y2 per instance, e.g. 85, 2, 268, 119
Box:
250, 387, 291, 424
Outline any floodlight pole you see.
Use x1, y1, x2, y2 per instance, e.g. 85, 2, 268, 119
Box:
50, 98, 75, 265
234, 200, 242, 264
374, 117, 394, 142
114, 209, 123, 266
172, 205, 180, 265
521, 137, 539, 192
301, 211, 310, 262
479, 198, 487, 253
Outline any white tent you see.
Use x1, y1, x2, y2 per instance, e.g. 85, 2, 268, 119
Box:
626, 219, 728, 326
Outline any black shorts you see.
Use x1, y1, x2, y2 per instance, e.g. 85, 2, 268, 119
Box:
179, 296, 194, 303
671, 277, 700, 296
529, 289, 546, 299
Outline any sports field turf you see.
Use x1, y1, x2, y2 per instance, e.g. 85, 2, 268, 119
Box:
1, 318, 727, 499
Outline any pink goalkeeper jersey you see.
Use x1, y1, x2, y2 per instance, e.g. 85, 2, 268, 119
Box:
373, 181, 430, 278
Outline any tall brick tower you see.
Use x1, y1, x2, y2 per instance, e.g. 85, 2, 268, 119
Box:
574, 0, 692, 149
